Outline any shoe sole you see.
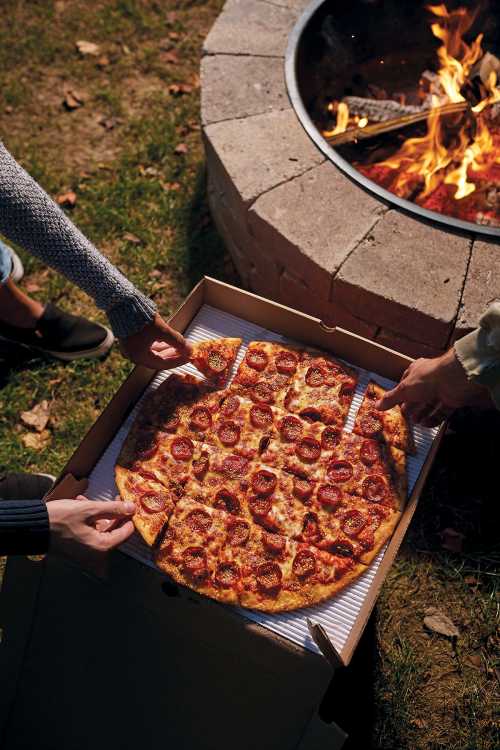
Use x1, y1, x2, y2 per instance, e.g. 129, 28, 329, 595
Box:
6, 247, 24, 282
0, 326, 115, 361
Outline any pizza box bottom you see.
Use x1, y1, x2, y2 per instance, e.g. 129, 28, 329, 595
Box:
47, 277, 443, 668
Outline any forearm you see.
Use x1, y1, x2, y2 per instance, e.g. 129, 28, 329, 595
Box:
0, 141, 157, 337
0, 499, 49, 555
455, 301, 500, 408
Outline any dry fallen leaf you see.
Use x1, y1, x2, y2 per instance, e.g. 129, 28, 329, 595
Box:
97, 55, 110, 68
22, 429, 51, 451
56, 191, 77, 208
168, 83, 192, 96
160, 50, 179, 65
123, 232, 142, 245
161, 181, 181, 192
98, 115, 118, 130
63, 89, 85, 110
76, 40, 100, 56
20, 400, 51, 432
423, 608, 460, 639
440, 527, 465, 553
174, 143, 188, 155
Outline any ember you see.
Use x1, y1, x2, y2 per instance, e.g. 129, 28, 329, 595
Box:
323, 4, 500, 228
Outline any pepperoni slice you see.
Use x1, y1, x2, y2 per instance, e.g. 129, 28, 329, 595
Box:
255, 561, 282, 592
220, 394, 240, 417
339, 379, 356, 402
218, 421, 240, 447
214, 489, 240, 515
367, 506, 386, 528
221, 454, 249, 478
140, 491, 168, 513
280, 415, 303, 442
190, 406, 212, 431
137, 468, 158, 482
251, 469, 277, 496
321, 426, 341, 450
299, 407, 323, 423
292, 549, 316, 578
293, 476, 313, 502
215, 562, 239, 588
330, 539, 355, 558
192, 455, 209, 479
359, 411, 383, 438
252, 382, 274, 404
305, 366, 325, 387
342, 510, 366, 537
250, 404, 273, 429
186, 508, 212, 533
360, 439, 381, 466
317, 484, 343, 509
207, 348, 227, 374
327, 460, 353, 483
182, 547, 208, 579
249, 494, 272, 518
302, 513, 322, 544
227, 519, 250, 546
246, 348, 268, 372
362, 475, 387, 504
135, 431, 157, 460
275, 351, 298, 374
262, 531, 286, 555
171, 437, 194, 461
296, 437, 321, 462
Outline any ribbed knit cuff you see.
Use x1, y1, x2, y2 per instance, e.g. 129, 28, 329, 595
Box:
455, 330, 500, 410
0, 498, 50, 555
106, 293, 158, 339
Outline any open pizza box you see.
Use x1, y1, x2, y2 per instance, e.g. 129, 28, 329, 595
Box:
0, 277, 443, 750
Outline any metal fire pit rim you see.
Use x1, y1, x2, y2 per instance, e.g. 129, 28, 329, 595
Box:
284, 0, 500, 240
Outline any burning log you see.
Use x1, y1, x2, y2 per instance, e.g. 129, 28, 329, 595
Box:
342, 96, 423, 122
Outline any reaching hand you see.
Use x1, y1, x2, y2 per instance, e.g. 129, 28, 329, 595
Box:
47, 496, 135, 556
375, 348, 493, 427
119, 313, 192, 370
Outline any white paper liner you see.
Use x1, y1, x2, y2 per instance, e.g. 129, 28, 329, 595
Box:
86, 304, 439, 656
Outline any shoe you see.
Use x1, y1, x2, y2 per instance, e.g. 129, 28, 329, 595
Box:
0, 303, 114, 360
0, 472, 56, 500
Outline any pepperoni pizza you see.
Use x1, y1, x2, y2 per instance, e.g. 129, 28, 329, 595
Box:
116, 340, 414, 612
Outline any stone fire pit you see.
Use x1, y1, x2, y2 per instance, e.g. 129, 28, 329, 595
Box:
201, 0, 500, 358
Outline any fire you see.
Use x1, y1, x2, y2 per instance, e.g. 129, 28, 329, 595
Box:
324, 4, 500, 221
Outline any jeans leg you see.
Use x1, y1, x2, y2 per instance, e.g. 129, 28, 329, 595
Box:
0, 239, 13, 285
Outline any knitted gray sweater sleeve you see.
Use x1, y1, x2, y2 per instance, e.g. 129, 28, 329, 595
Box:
0, 141, 157, 338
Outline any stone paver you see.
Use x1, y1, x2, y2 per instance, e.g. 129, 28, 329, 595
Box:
455, 239, 500, 337
250, 161, 386, 301
203, 0, 299, 57
262, 0, 310, 9
201, 55, 288, 126
204, 108, 324, 207
332, 211, 471, 348
375, 328, 445, 359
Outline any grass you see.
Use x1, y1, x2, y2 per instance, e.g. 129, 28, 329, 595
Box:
0, 2, 498, 748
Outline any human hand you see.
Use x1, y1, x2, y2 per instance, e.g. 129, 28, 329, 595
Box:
119, 313, 192, 370
376, 348, 494, 427
47, 495, 135, 556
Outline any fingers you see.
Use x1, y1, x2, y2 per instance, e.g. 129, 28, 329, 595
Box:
98, 519, 135, 550
376, 383, 407, 411
83, 499, 135, 518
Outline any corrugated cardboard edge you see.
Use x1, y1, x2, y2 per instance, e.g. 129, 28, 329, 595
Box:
45, 276, 441, 669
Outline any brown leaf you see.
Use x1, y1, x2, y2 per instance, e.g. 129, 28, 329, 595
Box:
97, 55, 110, 68
166, 11, 177, 25
20, 400, 51, 432
76, 40, 100, 56
160, 181, 181, 192
121, 43, 131, 55
174, 143, 188, 155
465, 652, 482, 669
123, 232, 142, 245
440, 527, 465, 553
160, 50, 179, 65
168, 83, 192, 97
423, 608, 460, 639
98, 115, 119, 130
63, 89, 86, 110
56, 191, 77, 208
169, 31, 180, 41
22, 429, 51, 451
410, 719, 427, 729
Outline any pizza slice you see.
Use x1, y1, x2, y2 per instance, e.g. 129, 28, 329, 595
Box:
115, 465, 175, 546
283, 350, 358, 427
231, 341, 303, 407
353, 380, 416, 454
190, 337, 242, 385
